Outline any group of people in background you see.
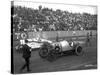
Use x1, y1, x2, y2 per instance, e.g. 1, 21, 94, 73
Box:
12, 5, 97, 32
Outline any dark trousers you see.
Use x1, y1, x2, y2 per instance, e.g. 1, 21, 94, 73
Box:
21, 57, 30, 71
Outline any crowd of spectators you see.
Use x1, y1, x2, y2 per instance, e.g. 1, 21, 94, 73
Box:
12, 5, 97, 32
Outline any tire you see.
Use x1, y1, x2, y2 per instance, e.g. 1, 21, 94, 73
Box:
75, 46, 83, 56
39, 48, 49, 58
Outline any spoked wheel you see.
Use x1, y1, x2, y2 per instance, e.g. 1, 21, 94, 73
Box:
75, 46, 83, 56
39, 48, 48, 58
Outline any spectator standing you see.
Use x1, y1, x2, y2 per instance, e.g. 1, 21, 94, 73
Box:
90, 31, 92, 39
86, 32, 91, 46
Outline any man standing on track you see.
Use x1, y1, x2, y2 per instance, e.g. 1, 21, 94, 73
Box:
90, 31, 92, 39
86, 32, 91, 46
20, 39, 31, 72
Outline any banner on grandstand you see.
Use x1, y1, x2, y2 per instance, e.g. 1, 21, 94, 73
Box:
13, 32, 28, 40
13, 30, 97, 40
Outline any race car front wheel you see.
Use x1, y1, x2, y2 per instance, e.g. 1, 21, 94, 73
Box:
39, 48, 49, 58
75, 46, 83, 56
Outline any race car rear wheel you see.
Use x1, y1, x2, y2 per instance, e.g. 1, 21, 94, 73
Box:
75, 46, 83, 56
39, 48, 49, 58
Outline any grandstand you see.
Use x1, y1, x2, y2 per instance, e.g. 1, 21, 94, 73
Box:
12, 5, 97, 32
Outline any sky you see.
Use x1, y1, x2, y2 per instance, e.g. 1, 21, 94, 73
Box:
13, 1, 97, 15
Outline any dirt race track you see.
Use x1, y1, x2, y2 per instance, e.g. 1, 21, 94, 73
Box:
13, 36, 97, 74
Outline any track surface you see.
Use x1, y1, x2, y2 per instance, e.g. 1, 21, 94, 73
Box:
13, 37, 97, 74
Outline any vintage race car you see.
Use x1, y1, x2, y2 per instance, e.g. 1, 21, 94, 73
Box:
39, 40, 85, 59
